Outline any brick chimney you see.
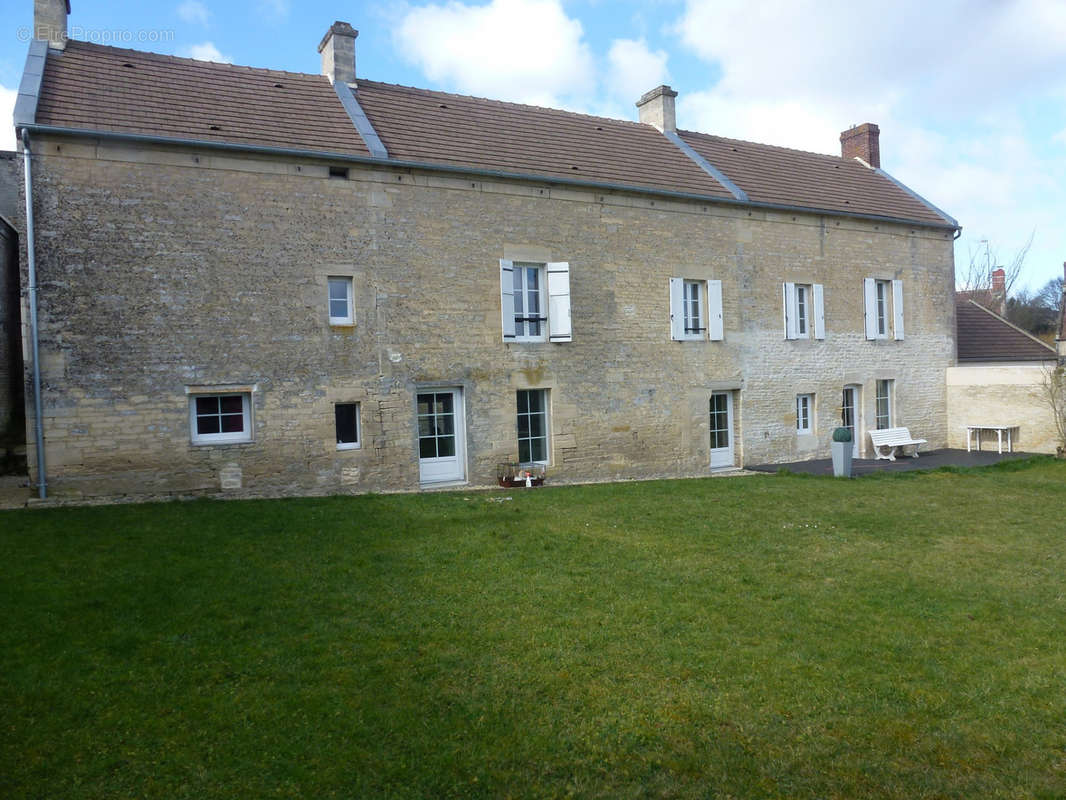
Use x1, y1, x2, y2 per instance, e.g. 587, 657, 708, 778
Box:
991, 268, 1005, 294
840, 123, 880, 168
318, 21, 358, 85
34, 0, 70, 49
636, 85, 677, 133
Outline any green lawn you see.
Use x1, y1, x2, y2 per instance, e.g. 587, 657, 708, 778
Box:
2, 460, 1066, 799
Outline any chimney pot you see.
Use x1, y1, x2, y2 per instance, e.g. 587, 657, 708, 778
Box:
840, 122, 880, 168
318, 20, 358, 85
34, 0, 70, 49
636, 85, 678, 133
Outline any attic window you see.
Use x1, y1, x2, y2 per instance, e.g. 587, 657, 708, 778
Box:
596, 126, 603, 131
209, 125, 222, 131
570, 165, 579, 170
438, 103, 448, 109
273, 83, 284, 88
122, 62, 135, 68
329, 166, 349, 180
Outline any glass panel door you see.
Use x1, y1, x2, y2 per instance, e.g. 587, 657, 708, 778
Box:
417, 389, 465, 483
842, 386, 860, 458
710, 392, 735, 470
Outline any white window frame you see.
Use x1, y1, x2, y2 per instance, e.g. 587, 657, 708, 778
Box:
516, 389, 550, 466
670, 278, 723, 341
335, 401, 361, 451
796, 393, 814, 435
864, 278, 904, 340
875, 379, 893, 430
328, 276, 354, 325
189, 392, 252, 445
783, 282, 825, 340
500, 260, 571, 343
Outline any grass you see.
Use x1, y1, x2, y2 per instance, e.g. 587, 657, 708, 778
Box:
2, 460, 1066, 798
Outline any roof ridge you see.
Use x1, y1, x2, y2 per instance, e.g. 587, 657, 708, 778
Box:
961, 297, 1057, 354
678, 128, 849, 162
62, 39, 325, 82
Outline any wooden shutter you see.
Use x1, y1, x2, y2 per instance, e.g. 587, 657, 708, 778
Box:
546, 262, 572, 342
813, 283, 825, 340
500, 260, 515, 340
669, 278, 684, 340
707, 280, 723, 341
783, 282, 798, 339
863, 278, 878, 340
892, 279, 905, 340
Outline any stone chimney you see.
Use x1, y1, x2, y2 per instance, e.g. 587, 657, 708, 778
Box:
318, 21, 358, 85
34, 0, 70, 49
840, 122, 880, 168
636, 85, 677, 133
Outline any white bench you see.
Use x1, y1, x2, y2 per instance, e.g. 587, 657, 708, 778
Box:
868, 427, 928, 461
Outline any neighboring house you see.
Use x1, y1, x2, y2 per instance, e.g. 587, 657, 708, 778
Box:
5, 1, 960, 499
947, 297, 1059, 454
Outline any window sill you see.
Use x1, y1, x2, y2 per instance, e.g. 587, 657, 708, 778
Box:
190, 438, 255, 448
336, 443, 361, 451
329, 323, 356, 329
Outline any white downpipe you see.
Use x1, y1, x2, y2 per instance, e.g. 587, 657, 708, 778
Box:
21, 129, 46, 499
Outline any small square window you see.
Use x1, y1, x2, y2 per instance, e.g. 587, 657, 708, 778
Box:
190, 392, 252, 445
335, 402, 361, 450
796, 394, 814, 435
517, 389, 549, 464
328, 277, 354, 325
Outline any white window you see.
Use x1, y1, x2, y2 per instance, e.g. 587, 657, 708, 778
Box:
670, 278, 723, 341
328, 277, 353, 325
335, 402, 360, 450
864, 278, 904, 340
796, 394, 814, 435
500, 260, 571, 342
517, 389, 549, 464
782, 282, 825, 340
875, 379, 893, 429
190, 393, 252, 445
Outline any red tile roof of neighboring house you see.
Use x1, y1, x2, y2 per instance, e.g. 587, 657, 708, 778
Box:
32, 40, 955, 228
955, 298, 1057, 362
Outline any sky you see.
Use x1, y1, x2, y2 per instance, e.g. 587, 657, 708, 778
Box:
2, 0, 1065, 293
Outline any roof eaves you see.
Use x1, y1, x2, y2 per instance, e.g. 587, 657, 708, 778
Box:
20, 122, 962, 231
13, 40, 49, 128
873, 165, 959, 229
661, 129, 748, 202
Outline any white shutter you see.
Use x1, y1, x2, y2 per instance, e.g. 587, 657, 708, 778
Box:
707, 280, 723, 341
863, 278, 878, 340
500, 260, 516, 340
812, 283, 825, 340
783, 282, 798, 339
546, 262, 572, 342
892, 279, 905, 340
669, 278, 684, 340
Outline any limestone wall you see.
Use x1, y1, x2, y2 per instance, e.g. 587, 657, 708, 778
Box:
946, 364, 1060, 454
20, 134, 957, 497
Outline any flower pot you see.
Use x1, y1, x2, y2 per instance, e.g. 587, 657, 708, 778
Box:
831, 440, 853, 477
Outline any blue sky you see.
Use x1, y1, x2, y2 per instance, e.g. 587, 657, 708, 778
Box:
3, 0, 1066, 292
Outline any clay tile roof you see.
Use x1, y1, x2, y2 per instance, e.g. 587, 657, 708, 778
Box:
35, 41, 370, 156
955, 298, 1057, 362
678, 130, 949, 226
32, 41, 956, 227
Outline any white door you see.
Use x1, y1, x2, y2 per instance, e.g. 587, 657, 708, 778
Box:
709, 392, 735, 470
417, 389, 466, 484
841, 386, 861, 458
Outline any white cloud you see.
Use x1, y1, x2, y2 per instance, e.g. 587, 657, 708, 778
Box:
257, 0, 290, 21
606, 38, 669, 105
395, 0, 596, 108
177, 1, 210, 26
0, 85, 16, 152
180, 42, 232, 63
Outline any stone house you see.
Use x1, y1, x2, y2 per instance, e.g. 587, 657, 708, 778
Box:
4, 1, 960, 498
947, 296, 1060, 454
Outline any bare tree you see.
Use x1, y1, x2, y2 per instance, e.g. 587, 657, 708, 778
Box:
1038, 365, 1066, 458
957, 231, 1034, 296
